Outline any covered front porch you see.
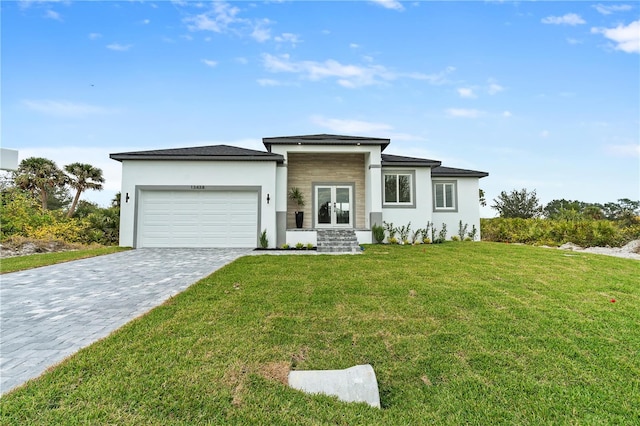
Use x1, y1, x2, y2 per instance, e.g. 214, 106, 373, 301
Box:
264, 134, 388, 248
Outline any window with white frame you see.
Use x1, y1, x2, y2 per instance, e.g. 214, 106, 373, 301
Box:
434, 181, 457, 210
384, 172, 413, 205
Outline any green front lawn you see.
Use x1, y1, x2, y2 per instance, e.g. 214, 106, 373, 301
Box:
0, 246, 130, 274
2, 243, 638, 424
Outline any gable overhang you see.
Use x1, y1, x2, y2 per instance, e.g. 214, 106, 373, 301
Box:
263, 134, 391, 152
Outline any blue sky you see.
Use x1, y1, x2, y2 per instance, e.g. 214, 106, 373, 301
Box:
2, 0, 639, 216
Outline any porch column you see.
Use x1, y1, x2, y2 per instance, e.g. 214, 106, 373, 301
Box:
367, 152, 383, 230
275, 162, 288, 247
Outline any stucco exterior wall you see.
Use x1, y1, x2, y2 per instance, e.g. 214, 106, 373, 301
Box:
381, 167, 433, 234
286, 153, 366, 229
431, 177, 481, 241
118, 160, 277, 247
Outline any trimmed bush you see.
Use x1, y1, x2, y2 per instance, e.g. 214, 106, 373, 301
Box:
481, 218, 640, 247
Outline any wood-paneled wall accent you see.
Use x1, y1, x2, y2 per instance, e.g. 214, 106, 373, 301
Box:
286, 153, 366, 229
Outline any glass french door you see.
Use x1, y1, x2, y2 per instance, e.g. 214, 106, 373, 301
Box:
316, 186, 352, 228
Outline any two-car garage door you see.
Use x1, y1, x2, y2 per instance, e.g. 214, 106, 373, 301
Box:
137, 190, 258, 248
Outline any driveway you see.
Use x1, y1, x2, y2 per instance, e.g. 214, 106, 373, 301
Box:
0, 248, 251, 395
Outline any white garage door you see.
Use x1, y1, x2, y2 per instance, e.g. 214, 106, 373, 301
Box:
137, 190, 258, 248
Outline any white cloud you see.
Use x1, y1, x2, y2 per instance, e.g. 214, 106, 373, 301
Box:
183, 1, 276, 44
457, 87, 476, 98
311, 116, 393, 133
106, 43, 132, 51
142, 19, 150, 25
593, 4, 633, 15
350, 43, 360, 48
541, 13, 586, 26
251, 19, 271, 42
88, 32, 102, 40
311, 115, 421, 140
540, 130, 550, 138
201, 59, 218, 68
44, 10, 62, 21
22, 99, 117, 118
605, 144, 640, 157
257, 78, 299, 87
184, 1, 241, 33
445, 108, 484, 118
261, 53, 397, 88
591, 20, 640, 53
235, 57, 249, 64
566, 37, 582, 45
502, 111, 512, 118
401, 66, 456, 86
274, 32, 301, 45
370, 0, 404, 11
488, 81, 504, 95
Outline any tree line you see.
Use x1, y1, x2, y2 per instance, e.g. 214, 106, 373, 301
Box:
483, 188, 640, 247
491, 188, 639, 223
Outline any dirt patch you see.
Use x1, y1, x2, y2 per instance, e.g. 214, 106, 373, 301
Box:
257, 361, 290, 385
556, 239, 640, 260
0, 237, 89, 258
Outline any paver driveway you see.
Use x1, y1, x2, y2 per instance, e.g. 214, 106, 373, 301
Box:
0, 248, 251, 395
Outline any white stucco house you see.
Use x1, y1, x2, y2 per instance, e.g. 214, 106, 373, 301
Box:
110, 134, 488, 249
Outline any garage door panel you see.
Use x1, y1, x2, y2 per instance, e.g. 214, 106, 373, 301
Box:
138, 190, 258, 248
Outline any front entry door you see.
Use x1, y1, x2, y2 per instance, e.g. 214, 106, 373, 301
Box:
316, 186, 353, 228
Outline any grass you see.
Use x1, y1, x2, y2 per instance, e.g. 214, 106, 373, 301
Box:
0, 246, 130, 274
1, 243, 639, 424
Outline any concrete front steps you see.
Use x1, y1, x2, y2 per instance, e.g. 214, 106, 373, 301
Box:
316, 229, 362, 254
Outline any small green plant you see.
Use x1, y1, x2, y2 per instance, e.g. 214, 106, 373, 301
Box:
281, 243, 290, 249
306, 243, 314, 250
468, 224, 478, 241
451, 235, 461, 242
398, 222, 411, 242
388, 236, 398, 244
372, 224, 385, 243
438, 223, 448, 243
383, 221, 397, 240
411, 229, 422, 244
422, 237, 431, 244
295, 242, 304, 249
259, 229, 269, 248
458, 221, 468, 240
288, 187, 305, 210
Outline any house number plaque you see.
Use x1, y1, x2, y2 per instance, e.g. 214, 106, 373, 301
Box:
190, 185, 205, 190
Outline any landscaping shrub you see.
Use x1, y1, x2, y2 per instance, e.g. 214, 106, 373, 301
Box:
481, 217, 640, 247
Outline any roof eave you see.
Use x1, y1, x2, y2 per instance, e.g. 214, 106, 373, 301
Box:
382, 161, 442, 168
263, 137, 391, 151
432, 171, 489, 178
109, 154, 284, 163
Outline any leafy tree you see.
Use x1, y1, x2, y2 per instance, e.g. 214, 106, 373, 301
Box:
111, 192, 121, 208
491, 188, 542, 218
543, 199, 584, 219
64, 162, 105, 217
13, 157, 67, 210
581, 205, 605, 220
46, 185, 73, 211
479, 189, 487, 207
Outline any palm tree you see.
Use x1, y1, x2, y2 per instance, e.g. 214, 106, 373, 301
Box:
64, 162, 105, 217
13, 157, 67, 209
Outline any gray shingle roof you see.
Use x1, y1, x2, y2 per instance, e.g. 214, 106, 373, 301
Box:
263, 134, 391, 151
110, 145, 284, 163
381, 154, 442, 167
431, 166, 489, 178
